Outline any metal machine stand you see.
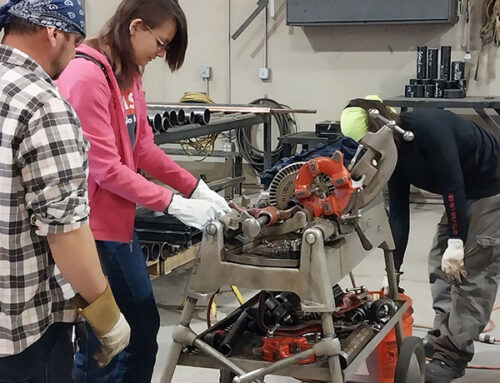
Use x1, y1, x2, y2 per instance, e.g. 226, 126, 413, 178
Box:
161, 196, 407, 383
161, 115, 422, 383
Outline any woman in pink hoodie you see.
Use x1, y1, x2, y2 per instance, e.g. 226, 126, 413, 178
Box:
57, 1, 229, 382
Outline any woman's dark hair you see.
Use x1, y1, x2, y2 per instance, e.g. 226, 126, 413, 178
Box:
344, 98, 403, 146
90, 0, 188, 88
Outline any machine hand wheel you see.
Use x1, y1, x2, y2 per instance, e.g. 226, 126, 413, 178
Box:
394, 336, 426, 383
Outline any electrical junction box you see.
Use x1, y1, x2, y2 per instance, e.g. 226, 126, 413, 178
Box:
200, 66, 212, 80
287, 0, 458, 25
258, 67, 272, 81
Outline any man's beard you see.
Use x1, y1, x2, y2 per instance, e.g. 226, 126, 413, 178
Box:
50, 44, 70, 80
50, 58, 65, 80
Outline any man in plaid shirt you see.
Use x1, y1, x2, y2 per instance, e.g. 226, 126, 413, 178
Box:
0, 1, 130, 381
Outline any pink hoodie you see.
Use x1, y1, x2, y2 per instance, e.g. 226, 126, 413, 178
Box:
57, 45, 197, 243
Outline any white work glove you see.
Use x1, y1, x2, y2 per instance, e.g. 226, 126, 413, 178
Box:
441, 238, 467, 284
191, 179, 231, 215
167, 194, 218, 230
72, 283, 131, 368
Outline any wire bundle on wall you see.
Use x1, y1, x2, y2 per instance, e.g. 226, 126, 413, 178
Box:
180, 92, 214, 104
179, 92, 236, 150
236, 98, 298, 174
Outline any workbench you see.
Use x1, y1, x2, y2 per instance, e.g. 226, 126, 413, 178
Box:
278, 131, 340, 157
385, 96, 500, 137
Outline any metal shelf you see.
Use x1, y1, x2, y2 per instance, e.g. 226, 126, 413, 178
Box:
163, 148, 241, 159
385, 95, 500, 109
153, 113, 266, 144
385, 95, 500, 137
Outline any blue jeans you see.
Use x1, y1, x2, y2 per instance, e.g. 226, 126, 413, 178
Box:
0, 322, 74, 383
75, 234, 160, 383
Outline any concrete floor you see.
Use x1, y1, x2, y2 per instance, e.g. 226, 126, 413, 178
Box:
151, 204, 500, 382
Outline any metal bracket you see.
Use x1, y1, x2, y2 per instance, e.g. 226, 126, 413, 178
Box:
232, 0, 269, 40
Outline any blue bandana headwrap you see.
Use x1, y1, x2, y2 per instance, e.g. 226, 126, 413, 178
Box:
0, 0, 85, 37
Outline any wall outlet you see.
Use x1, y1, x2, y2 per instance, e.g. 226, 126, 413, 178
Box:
258, 67, 271, 81
200, 66, 212, 80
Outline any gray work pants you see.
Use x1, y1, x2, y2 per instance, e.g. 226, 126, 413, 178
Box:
427, 193, 500, 369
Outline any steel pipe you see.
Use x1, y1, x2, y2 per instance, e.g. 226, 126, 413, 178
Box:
193, 108, 211, 125
177, 109, 186, 124
161, 117, 170, 133
140, 245, 150, 262
142, 242, 161, 262
153, 113, 162, 133
167, 110, 178, 125
191, 337, 256, 381
168, 109, 185, 125
184, 110, 195, 124
139, 241, 162, 262
160, 242, 168, 261
233, 348, 316, 383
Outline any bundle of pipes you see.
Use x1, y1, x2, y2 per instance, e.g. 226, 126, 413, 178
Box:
140, 240, 186, 262
147, 107, 211, 134
140, 241, 169, 262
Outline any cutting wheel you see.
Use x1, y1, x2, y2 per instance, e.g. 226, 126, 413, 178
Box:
269, 162, 305, 209
269, 162, 335, 209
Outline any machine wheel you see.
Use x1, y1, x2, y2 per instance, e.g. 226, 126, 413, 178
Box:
394, 336, 426, 383
219, 369, 236, 383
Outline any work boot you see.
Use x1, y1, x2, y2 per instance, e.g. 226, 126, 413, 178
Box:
423, 329, 440, 358
425, 359, 465, 383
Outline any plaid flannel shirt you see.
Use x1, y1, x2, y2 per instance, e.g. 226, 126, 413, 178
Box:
0, 44, 90, 356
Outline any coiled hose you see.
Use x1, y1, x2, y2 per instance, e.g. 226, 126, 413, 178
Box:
236, 98, 297, 174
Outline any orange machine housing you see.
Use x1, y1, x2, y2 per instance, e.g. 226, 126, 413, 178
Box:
294, 153, 356, 217
373, 293, 414, 383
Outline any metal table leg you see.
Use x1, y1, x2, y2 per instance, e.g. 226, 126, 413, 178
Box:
263, 114, 272, 171
161, 296, 198, 383
384, 249, 405, 350
225, 157, 235, 200
235, 155, 243, 195
475, 108, 500, 137
321, 312, 344, 383
282, 142, 293, 157
492, 108, 500, 137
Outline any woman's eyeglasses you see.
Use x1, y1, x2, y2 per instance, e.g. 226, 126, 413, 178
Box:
144, 23, 169, 51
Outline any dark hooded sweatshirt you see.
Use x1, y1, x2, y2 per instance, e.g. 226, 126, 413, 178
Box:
388, 108, 500, 270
